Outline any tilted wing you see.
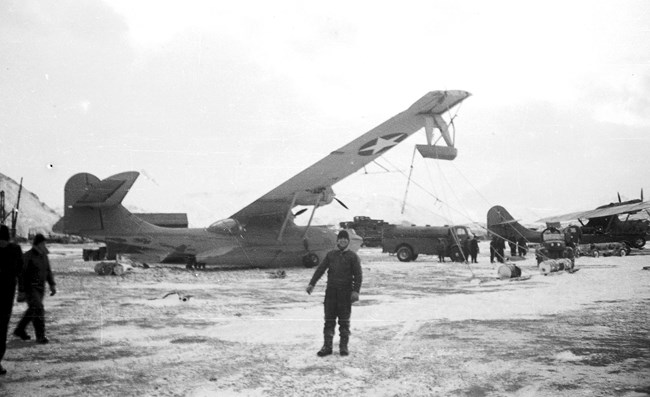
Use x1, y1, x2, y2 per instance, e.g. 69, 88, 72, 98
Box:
230, 90, 471, 224
537, 201, 650, 223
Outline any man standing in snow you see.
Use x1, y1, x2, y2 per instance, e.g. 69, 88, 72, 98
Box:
306, 230, 362, 357
14, 234, 56, 344
469, 235, 480, 263
0, 225, 23, 375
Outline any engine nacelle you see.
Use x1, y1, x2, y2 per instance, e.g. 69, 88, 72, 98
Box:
295, 186, 335, 207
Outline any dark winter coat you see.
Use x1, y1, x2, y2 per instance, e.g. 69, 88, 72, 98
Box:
21, 248, 55, 294
0, 242, 23, 305
470, 238, 480, 255
309, 249, 362, 292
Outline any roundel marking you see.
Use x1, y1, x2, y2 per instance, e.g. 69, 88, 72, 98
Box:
358, 133, 408, 156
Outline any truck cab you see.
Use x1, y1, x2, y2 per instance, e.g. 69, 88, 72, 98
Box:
535, 227, 575, 266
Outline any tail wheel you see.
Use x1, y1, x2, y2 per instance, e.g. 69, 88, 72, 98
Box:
303, 253, 319, 268
450, 246, 464, 262
396, 246, 414, 262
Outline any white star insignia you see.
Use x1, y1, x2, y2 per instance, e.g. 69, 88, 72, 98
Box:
358, 134, 406, 156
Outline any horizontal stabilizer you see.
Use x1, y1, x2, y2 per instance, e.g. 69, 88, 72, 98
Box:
67, 172, 140, 208
490, 219, 521, 226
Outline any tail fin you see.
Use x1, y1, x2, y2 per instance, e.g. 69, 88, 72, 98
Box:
53, 172, 155, 236
67, 171, 139, 208
487, 205, 541, 243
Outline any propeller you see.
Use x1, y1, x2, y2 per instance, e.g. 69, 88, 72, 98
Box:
334, 197, 349, 210
618, 192, 622, 203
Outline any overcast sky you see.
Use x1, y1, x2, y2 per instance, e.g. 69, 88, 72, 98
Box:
1, 0, 649, 227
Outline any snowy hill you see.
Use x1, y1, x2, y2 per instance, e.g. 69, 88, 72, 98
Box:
0, 173, 61, 238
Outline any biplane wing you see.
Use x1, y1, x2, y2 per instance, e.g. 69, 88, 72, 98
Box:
537, 201, 650, 223
231, 90, 471, 224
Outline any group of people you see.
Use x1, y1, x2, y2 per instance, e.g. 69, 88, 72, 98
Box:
435, 235, 480, 263
489, 235, 528, 263
0, 225, 56, 375
1, 224, 535, 368
2, 226, 360, 370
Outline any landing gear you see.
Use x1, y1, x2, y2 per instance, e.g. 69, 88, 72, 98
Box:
186, 257, 206, 270
302, 253, 319, 268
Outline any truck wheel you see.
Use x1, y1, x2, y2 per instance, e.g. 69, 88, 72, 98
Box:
303, 253, 319, 268
618, 248, 627, 257
631, 237, 646, 249
592, 250, 600, 258
450, 246, 464, 262
396, 246, 413, 262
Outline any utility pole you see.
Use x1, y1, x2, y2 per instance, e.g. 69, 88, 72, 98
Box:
0, 190, 5, 225
10, 177, 23, 240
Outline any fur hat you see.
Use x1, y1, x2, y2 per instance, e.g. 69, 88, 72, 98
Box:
33, 233, 47, 246
337, 230, 350, 240
0, 225, 9, 241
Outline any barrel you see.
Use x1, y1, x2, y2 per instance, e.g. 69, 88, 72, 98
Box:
94, 261, 114, 276
498, 263, 522, 279
540, 258, 574, 274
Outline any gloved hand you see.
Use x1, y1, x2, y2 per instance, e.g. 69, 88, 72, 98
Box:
16, 292, 26, 303
305, 284, 314, 295
350, 291, 359, 303
50, 286, 57, 296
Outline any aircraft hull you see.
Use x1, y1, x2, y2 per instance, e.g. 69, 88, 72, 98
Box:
94, 224, 341, 268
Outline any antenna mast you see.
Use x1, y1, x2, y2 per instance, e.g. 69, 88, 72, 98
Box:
10, 177, 23, 240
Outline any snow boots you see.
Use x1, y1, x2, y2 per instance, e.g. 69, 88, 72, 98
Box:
317, 335, 333, 357
317, 334, 350, 356
339, 335, 349, 356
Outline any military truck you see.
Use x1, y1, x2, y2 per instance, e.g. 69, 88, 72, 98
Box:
381, 224, 472, 262
339, 216, 390, 247
534, 227, 576, 266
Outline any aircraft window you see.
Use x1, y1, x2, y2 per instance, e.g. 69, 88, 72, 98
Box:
207, 219, 242, 235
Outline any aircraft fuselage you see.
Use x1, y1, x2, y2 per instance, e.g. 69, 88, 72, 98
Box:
96, 223, 340, 268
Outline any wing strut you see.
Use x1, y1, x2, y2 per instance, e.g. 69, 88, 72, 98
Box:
301, 192, 325, 252
302, 193, 322, 240
416, 108, 459, 160
277, 192, 299, 242
401, 147, 418, 214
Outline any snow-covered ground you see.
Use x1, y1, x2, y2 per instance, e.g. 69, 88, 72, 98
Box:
2, 242, 649, 396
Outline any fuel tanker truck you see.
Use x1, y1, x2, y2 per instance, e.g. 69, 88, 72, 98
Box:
381, 224, 472, 262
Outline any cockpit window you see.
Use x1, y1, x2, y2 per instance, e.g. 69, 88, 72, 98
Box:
207, 219, 242, 235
